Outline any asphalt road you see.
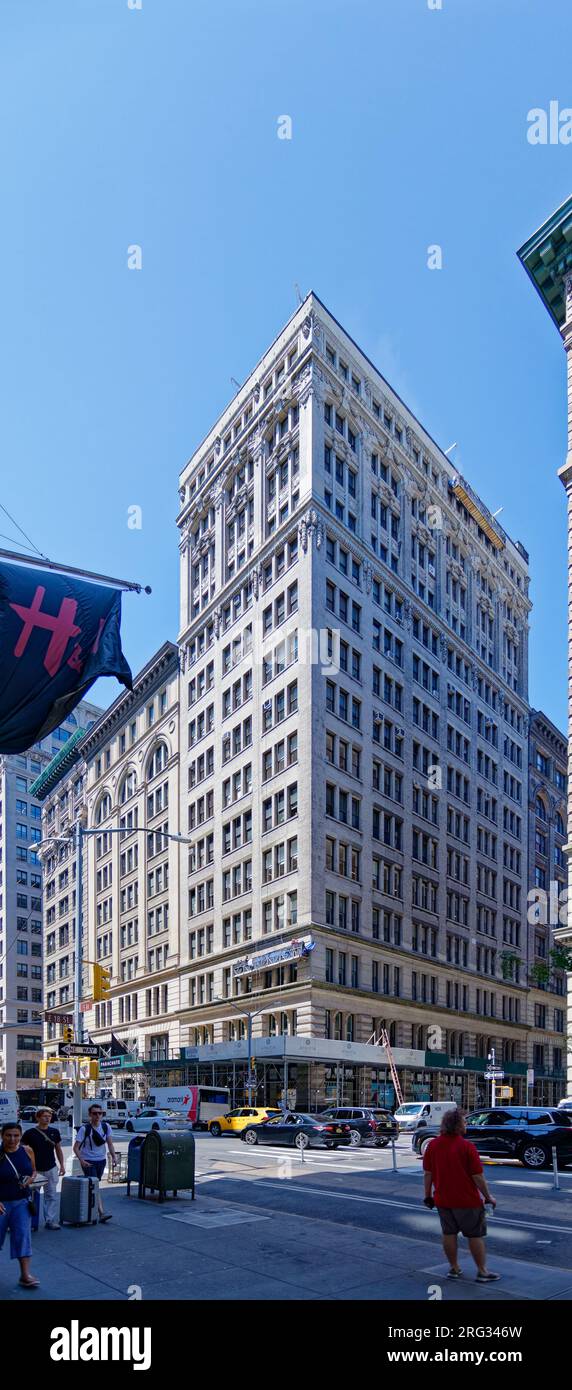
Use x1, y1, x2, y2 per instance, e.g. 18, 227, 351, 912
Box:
102, 1128, 572, 1274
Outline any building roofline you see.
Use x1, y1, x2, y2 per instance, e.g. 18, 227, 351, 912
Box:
179, 290, 530, 568
79, 640, 179, 757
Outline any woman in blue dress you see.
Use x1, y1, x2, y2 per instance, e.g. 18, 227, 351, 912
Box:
0, 1121, 38, 1288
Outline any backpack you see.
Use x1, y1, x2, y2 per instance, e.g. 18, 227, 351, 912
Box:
81, 1121, 110, 1148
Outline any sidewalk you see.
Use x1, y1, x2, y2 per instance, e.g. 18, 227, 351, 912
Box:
2, 1178, 572, 1301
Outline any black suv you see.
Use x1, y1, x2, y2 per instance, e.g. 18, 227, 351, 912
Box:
319, 1107, 397, 1148
463, 1107, 572, 1170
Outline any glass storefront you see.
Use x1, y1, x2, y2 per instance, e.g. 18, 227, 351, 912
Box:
139, 1053, 527, 1111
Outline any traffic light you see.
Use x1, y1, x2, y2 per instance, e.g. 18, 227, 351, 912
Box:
62, 1024, 74, 1043
93, 964, 112, 1002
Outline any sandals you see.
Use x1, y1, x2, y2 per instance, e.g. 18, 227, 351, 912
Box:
19, 1278, 39, 1289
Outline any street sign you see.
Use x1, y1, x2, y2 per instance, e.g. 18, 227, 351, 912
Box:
44, 1011, 72, 1024
99, 1055, 127, 1071
58, 1042, 100, 1059
80, 999, 94, 1013
484, 1069, 504, 1081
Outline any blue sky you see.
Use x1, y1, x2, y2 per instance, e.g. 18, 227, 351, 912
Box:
1, 0, 571, 726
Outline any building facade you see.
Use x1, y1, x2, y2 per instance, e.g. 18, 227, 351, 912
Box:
173, 294, 537, 1110
518, 199, 572, 1098
526, 711, 568, 1104
0, 699, 101, 1092
38, 644, 180, 1101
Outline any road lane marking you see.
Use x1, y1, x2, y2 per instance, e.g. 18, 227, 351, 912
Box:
233, 1180, 572, 1235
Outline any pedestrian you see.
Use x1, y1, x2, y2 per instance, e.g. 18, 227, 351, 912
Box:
22, 1106, 66, 1231
422, 1107, 499, 1283
73, 1103, 116, 1223
0, 1122, 39, 1289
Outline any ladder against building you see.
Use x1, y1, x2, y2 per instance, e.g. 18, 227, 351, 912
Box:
373, 1028, 403, 1108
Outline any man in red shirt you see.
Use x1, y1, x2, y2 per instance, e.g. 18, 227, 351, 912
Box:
422, 1107, 499, 1282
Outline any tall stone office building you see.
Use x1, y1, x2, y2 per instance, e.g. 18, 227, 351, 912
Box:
175, 295, 535, 1110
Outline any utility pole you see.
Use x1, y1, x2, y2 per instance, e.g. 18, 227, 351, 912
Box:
72, 820, 84, 1139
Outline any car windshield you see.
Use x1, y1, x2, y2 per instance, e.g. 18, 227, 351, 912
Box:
396, 1104, 423, 1116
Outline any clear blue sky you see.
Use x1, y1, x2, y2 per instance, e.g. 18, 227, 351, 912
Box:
1, 0, 570, 727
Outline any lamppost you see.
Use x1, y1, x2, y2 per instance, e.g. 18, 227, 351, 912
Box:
32, 821, 193, 1137
213, 997, 289, 1105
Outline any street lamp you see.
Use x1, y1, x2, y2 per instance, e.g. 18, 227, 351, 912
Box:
212, 996, 289, 1106
31, 821, 194, 1135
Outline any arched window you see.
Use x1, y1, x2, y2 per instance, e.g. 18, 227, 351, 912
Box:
536, 796, 547, 822
334, 1012, 343, 1040
412, 1025, 427, 1050
502, 1039, 517, 1063
95, 793, 111, 824
280, 1012, 289, 1035
449, 1032, 465, 1057
268, 1014, 277, 1037
147, 742, 168, 781
119, 770, 137, 804
345, 1015, 354, 1042
556, 811, 565, 836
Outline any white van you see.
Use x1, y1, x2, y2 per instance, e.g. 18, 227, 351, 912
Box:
0, 1092, 19, 1125
394, 1100, 458, 1133
78, 1097, 140, 1127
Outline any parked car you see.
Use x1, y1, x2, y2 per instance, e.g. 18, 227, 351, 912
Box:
19, 1105, 39, 1124
124, 1108, 184, 1133
413, 1106, 572, 1169
557, 1098, 572, 1110
209, 1107, 282, 1136
241, 1111, 351, 1150
318, 1107, 397, 1148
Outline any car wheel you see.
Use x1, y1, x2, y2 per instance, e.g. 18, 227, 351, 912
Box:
348, 1128, 362, 1147
519, 1142, 549, 1170
210, 1123, 222, 1137
243, 1128, 258, 1145
125, 1122, 133, 1132
295, 1132, 310, 1150
420, 1137, 434, 1159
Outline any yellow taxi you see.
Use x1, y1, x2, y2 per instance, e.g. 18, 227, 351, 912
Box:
208, 1106, 282, 1136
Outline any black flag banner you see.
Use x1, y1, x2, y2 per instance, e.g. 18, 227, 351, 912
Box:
0, 556, 135, 752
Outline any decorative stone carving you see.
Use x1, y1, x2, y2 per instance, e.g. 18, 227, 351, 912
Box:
402, 598, 413, 632
299, 507, 323, 553
213, 607, 222, 639
362, 561, 373, 595
178, 486, 186, 505
439, 633, 448, 662
214, 436, 222, 456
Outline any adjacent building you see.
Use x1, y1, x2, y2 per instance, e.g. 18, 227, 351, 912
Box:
518, 198, 572, 1098
526, 711, 567, 1104
0, 699, 101, 1093
35, 643, 180, 1102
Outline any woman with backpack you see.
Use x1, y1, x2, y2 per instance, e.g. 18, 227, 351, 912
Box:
73, 1103, 116, 1223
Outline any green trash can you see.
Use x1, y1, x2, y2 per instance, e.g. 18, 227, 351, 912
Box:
139, 1129, 195, 1202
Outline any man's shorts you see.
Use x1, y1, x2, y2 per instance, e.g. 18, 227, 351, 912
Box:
437, 1206, 487, 1238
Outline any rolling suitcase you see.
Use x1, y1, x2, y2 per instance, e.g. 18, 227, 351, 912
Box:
59, 1175, 99, 1226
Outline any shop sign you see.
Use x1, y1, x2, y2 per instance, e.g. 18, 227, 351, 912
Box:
233, 937, 314, 977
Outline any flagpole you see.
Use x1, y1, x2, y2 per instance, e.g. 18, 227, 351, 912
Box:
0, 547, 151, 594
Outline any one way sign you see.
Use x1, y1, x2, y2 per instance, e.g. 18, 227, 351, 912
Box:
58, 1043, 100, 1059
